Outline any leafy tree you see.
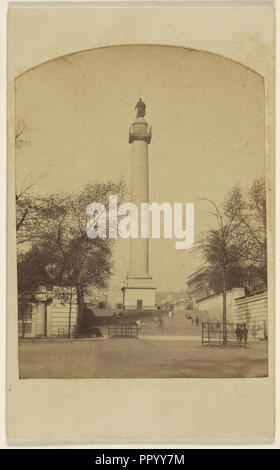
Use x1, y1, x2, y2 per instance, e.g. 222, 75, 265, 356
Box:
17, 179, 126, 334
17, 247, 55, 292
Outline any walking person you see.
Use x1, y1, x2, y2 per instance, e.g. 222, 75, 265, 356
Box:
235, 324, 241, 345
239, 325, 244, 345
243, 324, 248, 346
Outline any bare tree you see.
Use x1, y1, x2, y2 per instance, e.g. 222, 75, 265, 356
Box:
199, 198, 249, 345
54, 286, 77, 339
15, 119, 29, 149
224, 177, 267, 292
15, 119, 48, 235
198, 177, 267, 344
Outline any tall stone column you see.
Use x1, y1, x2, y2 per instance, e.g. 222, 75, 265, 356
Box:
122, 100, 156, 310
129, 117, 150, 277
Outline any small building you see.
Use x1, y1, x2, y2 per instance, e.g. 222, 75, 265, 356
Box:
156, 290, 191, 311
18, 286, 79, 338
173, 296, 191, 311
155, 291, 176, 310
84, 286, 109, 309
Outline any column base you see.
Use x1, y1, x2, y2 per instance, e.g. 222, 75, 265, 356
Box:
122, 276, 156, 310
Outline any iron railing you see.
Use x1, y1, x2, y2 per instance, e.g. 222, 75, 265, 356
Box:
202, 322, 247, 346
57, 327, 78, 338
108, 322, 138, 338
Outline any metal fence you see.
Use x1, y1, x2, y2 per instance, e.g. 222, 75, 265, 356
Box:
57, 327, 79, 338
201, 322, 247, 346
108, 322, 138, 338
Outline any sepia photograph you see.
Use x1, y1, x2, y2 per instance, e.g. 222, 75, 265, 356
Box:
5, 4, 276, 442
15, 44, 269, 379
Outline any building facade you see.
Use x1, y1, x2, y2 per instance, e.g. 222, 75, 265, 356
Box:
186, 266, 214, 306
18, 286, 79, 338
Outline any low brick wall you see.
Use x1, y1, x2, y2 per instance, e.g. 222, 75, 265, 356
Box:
195, 288, 245, 322
234, 291, 268, 339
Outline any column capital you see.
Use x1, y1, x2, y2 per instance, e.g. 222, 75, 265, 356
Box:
129, 118, 152, 144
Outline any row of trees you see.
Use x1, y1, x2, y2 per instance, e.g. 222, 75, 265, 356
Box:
198, 176, 267, 344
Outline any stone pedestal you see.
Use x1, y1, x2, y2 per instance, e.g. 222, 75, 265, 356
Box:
122, 275, 156, 310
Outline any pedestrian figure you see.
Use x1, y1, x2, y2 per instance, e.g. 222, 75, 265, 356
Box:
235, 324, 242, 344
196, 316, 199, 327
239, 325, 244, 344
243, 325, 248, 346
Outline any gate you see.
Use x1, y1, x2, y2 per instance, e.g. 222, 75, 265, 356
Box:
201, 322, 247, 346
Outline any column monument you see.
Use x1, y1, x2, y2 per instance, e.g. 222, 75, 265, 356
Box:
122, 99, 156, 310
